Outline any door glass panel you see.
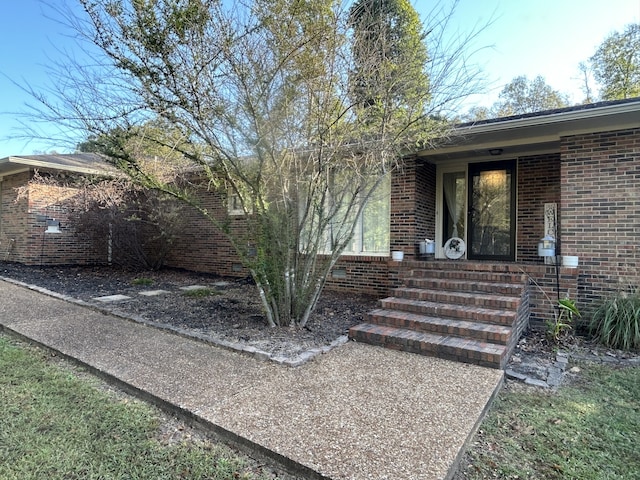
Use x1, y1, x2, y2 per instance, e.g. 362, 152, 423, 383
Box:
469, 165, 514, 258
441, 172, 466, 246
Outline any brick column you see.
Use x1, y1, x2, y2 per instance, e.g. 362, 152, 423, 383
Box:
390, 157, 436, 259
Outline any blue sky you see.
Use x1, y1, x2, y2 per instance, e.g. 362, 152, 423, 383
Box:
1, 0, 639, 158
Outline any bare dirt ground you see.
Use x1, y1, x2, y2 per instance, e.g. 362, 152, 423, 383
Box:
0, 262, 379, 361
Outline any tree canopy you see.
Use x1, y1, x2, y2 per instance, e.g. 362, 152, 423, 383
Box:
28, 0, 485, 327
492, 75, 569, 117
463, 75, 569, 121
348, 0, 429, 124
589, 23, 640, 100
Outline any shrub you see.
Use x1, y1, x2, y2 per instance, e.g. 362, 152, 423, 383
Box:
589, 292, 640, 351
20, 172, 187, 271
546, 297, 580, 342
72, 181, 187, 270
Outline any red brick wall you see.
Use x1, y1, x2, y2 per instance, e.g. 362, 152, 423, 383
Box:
390, 157, 436, 259
517, 154, 561, 262
163, 185, 249, 277
325, 255, 391, 296
0, 172, 30, 263
26, 182, 104, 265
524, 264, 579, 327
390, 157, 418, 258
415, 161, 437, 248
561, 127, 640, 309
1, 171, 105, 266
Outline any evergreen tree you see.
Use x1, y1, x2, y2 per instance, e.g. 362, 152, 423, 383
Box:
348, 0, 430, 125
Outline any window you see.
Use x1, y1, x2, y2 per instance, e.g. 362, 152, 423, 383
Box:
227, 190, 252, 216
227, 192, 244, 215
342, 174, 390, 255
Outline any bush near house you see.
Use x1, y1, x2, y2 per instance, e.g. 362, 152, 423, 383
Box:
589, 292, 640, 351
73, 185, 187, 270
20, 172, 187, 270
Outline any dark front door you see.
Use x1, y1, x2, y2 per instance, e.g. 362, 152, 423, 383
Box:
467, 160, 516, 261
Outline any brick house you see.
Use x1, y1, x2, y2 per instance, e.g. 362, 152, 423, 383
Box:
2, 98, 638, 367
166, 98, 640, 367
0, 153, 115, 266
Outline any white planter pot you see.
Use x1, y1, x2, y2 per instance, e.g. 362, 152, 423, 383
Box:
391, 251, 404, 261
562, 255, 579, 267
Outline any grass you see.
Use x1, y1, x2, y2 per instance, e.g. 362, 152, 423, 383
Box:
182, 287, 220, 298
0, 335, 272, 480
460, 363, 640, 479
131, 277, 154, 286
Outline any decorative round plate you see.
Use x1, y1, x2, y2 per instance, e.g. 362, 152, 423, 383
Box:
444, 237, 466, 259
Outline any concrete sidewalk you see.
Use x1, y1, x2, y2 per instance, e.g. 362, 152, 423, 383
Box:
0, 278, 503, 479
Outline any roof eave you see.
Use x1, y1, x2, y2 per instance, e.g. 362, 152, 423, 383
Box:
0, 155, 116, 177
456, 100, 640, 136
417, 100, 640, 161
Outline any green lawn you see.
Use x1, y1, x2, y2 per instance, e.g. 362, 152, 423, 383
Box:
459, 362, 640, 479
0, 335, 273, 480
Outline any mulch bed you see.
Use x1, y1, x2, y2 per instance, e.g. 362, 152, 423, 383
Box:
0, 262, 379, 360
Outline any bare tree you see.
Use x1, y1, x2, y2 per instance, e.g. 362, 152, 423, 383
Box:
577, 61, 595, 104
25, 0, 487, 327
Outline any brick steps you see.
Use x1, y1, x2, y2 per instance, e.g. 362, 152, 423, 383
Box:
367, 308, 513, 344
392, 287, 521, 310
405, 277, 524, 296
349, 262, 529, 369
351, 323, 507, 369
378, 297, 517, 326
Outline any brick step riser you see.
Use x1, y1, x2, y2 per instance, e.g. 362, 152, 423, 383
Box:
349, 327, 506, 369
402, 261, 529, 274
404, 278, 524, 296
392, 288, 521, 310
405, 270, 527, 284
364, 312, 512, 344
378, 299, 517, 326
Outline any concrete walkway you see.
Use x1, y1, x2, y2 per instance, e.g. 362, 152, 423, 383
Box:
0, 278, 503, 480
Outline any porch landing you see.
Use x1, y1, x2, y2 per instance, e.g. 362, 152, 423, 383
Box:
349, 261, 530, 369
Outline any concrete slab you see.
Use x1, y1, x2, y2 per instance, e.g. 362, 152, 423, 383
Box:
0, 279, 503, 479
179, 285, 209, 291
92, 294, 132, 302
138, 289, 172, 297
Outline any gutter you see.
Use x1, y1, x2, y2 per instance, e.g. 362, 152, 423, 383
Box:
456, 99, 640, 135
